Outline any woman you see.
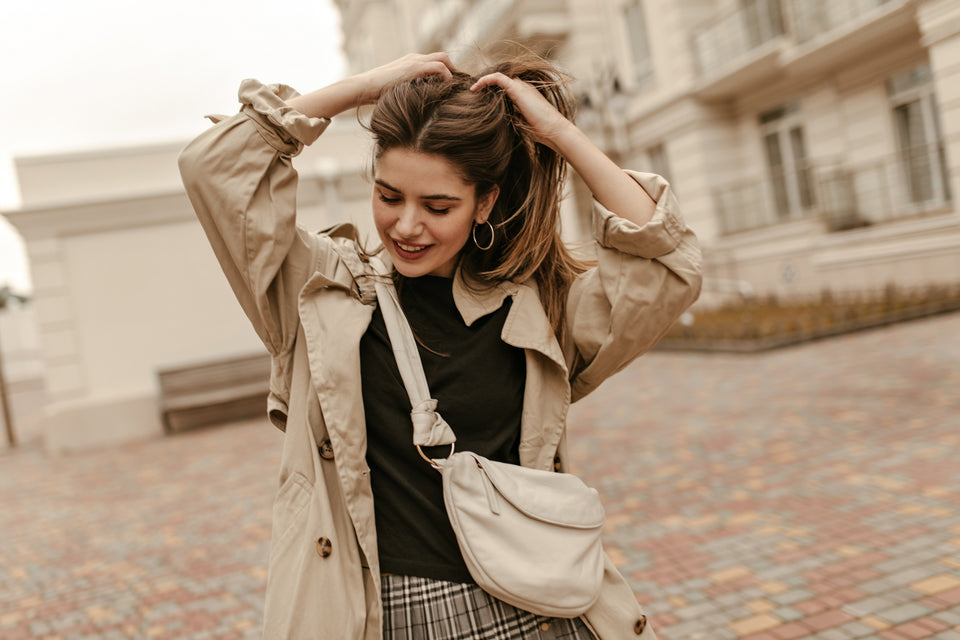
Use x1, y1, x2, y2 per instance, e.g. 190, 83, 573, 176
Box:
179, 51, 700, 639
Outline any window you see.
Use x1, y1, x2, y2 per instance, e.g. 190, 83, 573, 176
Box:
741, 0, 784, 49
759, 103, 815, 220
624, 1, 653, 86
888, 64, 951, 206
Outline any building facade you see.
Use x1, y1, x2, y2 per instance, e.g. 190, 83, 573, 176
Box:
3, 122, 373, 452
5, 0, 959, 451
335, 0, 960, 300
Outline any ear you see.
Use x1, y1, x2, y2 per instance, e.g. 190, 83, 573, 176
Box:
474, 185, 500, 224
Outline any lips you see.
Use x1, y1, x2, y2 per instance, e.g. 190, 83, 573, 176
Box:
392, 239, 432, 260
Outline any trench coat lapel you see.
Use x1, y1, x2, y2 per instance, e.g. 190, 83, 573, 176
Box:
452, 273, 567, 372
452, 273, 571, 470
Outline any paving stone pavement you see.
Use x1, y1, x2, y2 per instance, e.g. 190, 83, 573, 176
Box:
1, 312, 958, 640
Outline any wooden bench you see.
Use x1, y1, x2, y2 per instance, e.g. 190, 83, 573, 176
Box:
157, 352, 271, 434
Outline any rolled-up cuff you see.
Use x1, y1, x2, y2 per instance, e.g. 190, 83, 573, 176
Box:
237, 78, 331, 154
592, 171, 686, 259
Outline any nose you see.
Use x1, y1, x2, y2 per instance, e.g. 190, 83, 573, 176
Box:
393, 203, 422, 238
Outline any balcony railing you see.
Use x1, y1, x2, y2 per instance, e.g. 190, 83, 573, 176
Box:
820, 143, 952, 231
715, 143, 953, 235
445, 0, 568, 55
715, 179, 785, 235
694, 0, 909, 83
693, 0, 785, 77
790, 0, 900, 43
715, 161, 816, 235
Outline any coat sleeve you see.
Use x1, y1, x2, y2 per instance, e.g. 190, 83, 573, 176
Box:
178, 79, 332, 357
178, 80, 340, 427
564, 171, 702, 402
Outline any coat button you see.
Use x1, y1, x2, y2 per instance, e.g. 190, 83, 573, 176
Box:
319, 439, 334, 460
633, 615, 647, 635
316, 537, 333, 558
540, 621, 550, 632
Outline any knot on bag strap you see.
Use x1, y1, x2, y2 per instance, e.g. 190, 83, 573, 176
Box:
411, 401, 455, 471
411, 399, 456, 447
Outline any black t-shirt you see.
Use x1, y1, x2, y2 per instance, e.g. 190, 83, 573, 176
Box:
360, 275, 526, 583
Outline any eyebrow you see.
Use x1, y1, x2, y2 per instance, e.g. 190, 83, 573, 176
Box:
375, 179, 462, 201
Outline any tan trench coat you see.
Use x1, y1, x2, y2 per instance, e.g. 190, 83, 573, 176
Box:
179, 80, 702, 639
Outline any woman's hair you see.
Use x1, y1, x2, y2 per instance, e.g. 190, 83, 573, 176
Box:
366, 53, 591, 340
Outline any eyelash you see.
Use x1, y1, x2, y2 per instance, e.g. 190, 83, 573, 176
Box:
378, 193, 450, 215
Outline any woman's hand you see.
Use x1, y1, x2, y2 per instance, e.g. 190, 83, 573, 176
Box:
473, 71, 656, 225
354, 52, 456, 105
470, 72, 575, 152
288, 52, 455, 119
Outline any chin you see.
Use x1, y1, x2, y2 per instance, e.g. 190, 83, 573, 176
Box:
389, 255, 432, 278
393, 264, 425, 278
393, 256, 456, 279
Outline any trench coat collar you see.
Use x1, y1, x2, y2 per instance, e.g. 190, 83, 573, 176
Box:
454, 268, 568, 375
372, 252, 568, 375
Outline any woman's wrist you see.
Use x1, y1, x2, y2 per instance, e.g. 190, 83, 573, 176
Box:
287, 75, 372, 120
549, 121, 591, 158
555, 125, 656, 225
288, 53, 455, 120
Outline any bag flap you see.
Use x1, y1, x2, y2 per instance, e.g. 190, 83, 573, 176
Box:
448, 453, 605, 528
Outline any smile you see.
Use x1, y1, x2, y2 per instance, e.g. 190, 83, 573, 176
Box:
392, 239, 433, 260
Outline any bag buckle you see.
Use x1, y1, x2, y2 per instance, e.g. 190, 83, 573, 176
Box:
417, 443, 455, 471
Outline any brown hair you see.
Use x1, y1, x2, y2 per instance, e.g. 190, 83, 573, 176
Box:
367, 53, 590, 339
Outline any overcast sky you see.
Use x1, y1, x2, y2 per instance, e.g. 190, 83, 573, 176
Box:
0, 0, 346, 291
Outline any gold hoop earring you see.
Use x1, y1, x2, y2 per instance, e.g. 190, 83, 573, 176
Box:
472, 220, 495, 250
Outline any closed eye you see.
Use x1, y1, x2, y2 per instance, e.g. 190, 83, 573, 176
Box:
426, 205, 451, 214
378, 193, 401, 204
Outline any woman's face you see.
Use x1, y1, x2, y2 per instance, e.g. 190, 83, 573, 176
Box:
373, 148, 497, 279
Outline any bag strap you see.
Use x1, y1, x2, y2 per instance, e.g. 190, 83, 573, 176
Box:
369, 258, 457, 466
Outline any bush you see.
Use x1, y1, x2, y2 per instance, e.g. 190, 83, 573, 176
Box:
658, 283, 960, 351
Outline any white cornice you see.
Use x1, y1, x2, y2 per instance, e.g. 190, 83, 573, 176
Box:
919, 0, 960, 47
3, 156, 367, 240
4, 190, 198, 240
13, 140, 189, 166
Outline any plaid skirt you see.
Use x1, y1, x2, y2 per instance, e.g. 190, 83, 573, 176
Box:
381, 574, 596, 639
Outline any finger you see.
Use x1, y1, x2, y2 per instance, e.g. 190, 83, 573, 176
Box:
424, 51, 455, 71
402, 53, 454, 81
422, 60, 453, 81
470, 72, 512, 92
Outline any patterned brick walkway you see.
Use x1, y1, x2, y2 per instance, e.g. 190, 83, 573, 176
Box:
569, 312, 960, 640
1, 312, 958, 639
